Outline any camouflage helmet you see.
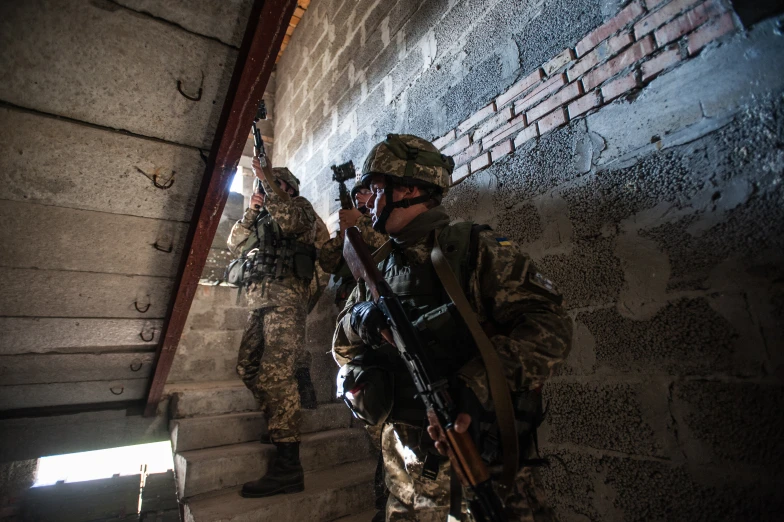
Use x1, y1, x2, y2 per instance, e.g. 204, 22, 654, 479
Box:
253, 167, 301, 196
360, 134, 454, 197
272, 167, 300, 195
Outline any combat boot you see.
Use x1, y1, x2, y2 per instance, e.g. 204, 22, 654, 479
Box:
241, 442, 304, 498
295, 367, 318, 409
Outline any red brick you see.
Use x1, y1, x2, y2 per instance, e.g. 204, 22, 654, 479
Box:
583, 36, 655, 91
526, 82, 584, 123
457, 102, 497, 135
433, 129, 456, 150
451, 164, 470, 185
496, 68, 545, 108
601, 71, 641, 102
654, 0, 727, 46
490, 140, 514, 161
452, 142, 482, 167
513, 125, 539, 148
474, 107, 514, 141
514, 74, 567, 114
543, 49, 576, 76
634, 0, 702, 39
687, 12, 737, 55
641, 47, 681, 82
538, 108, 568, 135
645, 0, 667, 9
441, 134, 471, 157
470, 152, 491, 173
575, 1, 644, 56
482, 114, 526, 150
567, 91, 602, 119
567, 31, 633, 82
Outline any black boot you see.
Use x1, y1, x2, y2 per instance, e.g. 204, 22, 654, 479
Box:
295, 367, 318, 410
241, 442, 304, 498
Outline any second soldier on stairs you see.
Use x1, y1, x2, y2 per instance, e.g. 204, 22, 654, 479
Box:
227, 157, 320, 498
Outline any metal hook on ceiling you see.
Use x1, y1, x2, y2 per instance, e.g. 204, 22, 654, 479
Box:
153, 241, 173, 253
139, 329, 155, 342
134, 166, 175, 190
177, 71, 204, 102
152, 173, 175, 190
130, 359, 143, 372
110, 386, 125, 396
134, 301, 151, 313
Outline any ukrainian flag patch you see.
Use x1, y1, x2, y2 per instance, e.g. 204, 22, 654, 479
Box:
495, 237, 511, 246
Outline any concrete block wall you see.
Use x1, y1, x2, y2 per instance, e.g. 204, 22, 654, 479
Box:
273, 0, 784, 519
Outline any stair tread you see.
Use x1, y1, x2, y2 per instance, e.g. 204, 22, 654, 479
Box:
165, 380, 246, 394
331, 508, 378, 522
171, 402, 347, 423
179, 428, 364, 461
184, 459, 375, 522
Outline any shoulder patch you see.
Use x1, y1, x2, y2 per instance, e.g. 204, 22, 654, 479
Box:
525, 271, 563, 306
495, 237, 511, 246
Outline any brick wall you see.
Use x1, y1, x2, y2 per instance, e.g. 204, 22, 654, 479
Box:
274, 0, 784, 518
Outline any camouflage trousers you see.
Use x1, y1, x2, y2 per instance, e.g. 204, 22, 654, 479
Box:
382, 423, 557, 521
237, 306, 306, 443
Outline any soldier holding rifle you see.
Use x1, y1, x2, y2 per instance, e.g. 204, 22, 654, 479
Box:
227, 102, 319, 498
332, 134, 572, 521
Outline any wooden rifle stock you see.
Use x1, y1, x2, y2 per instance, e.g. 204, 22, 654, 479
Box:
342, 227, 507, 522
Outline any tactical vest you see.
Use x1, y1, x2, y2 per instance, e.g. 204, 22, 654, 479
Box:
243, 211, 317, 281
379, 222, 483, 424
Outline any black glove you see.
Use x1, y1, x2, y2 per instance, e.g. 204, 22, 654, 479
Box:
350, 301, 387, 346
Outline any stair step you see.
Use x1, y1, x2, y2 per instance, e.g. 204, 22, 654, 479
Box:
331, 508, 378, 521
175, 428, 373, 499
184, 460, 375, 522
167, 381, 256, 419
170, 403, 353, 452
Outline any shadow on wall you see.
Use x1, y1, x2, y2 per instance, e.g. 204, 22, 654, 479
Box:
443, 91, 784, 521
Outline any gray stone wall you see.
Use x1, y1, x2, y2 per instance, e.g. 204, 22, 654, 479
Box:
273, 0, 784, 519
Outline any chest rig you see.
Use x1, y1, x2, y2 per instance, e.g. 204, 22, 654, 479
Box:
375, 222, 481, 424
244, 211, 316, 282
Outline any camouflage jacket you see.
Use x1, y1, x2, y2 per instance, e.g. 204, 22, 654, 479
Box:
227, 177, 318, 310
332, 206, 572, 401
318, 214, 389, 275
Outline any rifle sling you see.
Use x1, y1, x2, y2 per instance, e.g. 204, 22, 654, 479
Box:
431, 230, 518, 495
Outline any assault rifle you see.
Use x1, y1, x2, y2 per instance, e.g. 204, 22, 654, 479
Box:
251, 100, 289, 202
331, 161, 356, 210
342, 227, 507, 522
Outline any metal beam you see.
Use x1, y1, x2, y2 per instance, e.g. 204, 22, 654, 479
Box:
144, 0, 298, 416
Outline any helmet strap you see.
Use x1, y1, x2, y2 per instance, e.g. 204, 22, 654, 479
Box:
372, 178, 432, 233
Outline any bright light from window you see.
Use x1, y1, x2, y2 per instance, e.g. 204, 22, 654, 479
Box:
230, 168, 244, 193
33, 441, 174, 487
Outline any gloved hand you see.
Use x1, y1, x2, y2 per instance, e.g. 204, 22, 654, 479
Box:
350, 301, 387, 346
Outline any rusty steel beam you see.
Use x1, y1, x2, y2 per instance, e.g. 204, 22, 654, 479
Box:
144, 0, 298, 417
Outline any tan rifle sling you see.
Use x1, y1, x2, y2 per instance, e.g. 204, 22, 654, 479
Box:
431, 229, 518, 495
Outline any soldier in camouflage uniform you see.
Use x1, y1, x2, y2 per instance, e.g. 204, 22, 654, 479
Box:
332, 135, 572, 520
228, 158, 319, 498
319, 183, 390, 521
319, 182, 389, 305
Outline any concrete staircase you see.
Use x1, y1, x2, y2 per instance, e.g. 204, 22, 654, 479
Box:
166, 381, 377, 522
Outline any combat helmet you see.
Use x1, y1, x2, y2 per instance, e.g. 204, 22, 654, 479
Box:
360, 134, 455, 232
253, 167, 301, 197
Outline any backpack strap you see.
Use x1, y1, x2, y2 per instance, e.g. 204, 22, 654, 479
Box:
431, 229, 518, 496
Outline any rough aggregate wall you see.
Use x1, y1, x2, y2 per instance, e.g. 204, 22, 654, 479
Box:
275, 0, 784, 519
